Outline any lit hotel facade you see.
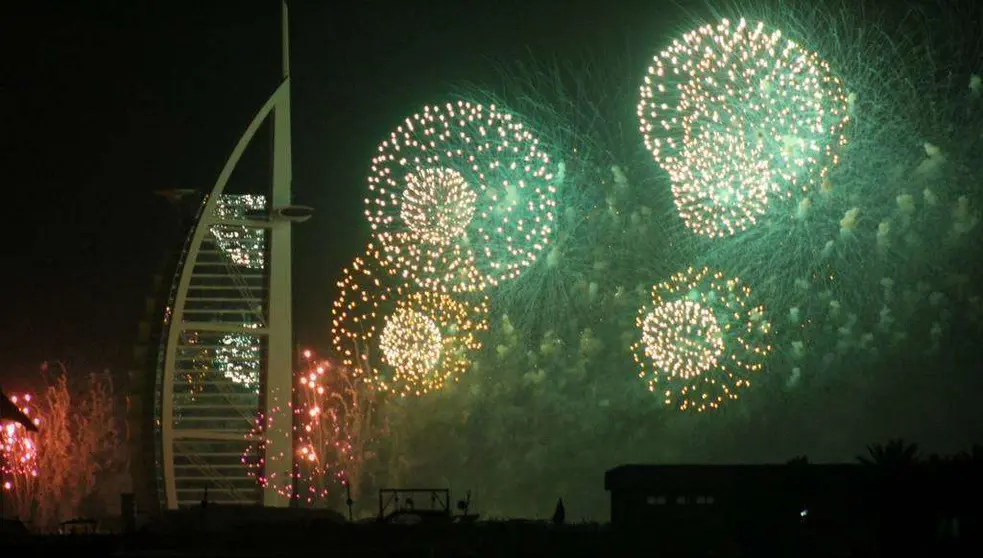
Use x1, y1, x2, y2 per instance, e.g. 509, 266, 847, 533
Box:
132, 3, 307, 510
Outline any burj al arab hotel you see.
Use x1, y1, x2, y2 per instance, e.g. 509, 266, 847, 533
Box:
129, 2, 309, 510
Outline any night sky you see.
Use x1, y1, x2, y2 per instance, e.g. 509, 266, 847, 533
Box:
2, 0, 981, 467
1, 0, 672, 386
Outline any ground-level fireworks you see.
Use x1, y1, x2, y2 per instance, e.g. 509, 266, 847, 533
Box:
0, 394, 40, 483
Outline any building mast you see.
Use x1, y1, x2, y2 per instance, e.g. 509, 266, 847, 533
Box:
263, 0, 295, 507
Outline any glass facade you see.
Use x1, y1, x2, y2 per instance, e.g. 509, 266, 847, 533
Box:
154, 195, 270, 507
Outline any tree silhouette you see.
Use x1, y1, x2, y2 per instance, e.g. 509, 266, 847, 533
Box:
785, 455, 809, 466
950, 443, 983, 467
857, 439, 931, 552
856, 439, 920, 467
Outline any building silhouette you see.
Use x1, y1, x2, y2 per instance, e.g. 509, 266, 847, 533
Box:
605, 462, 981, 555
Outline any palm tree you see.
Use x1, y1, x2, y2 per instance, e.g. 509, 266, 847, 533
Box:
858, 440, 930, 550
785, 455, 809, 466
856, 439, 920, 467
949, 443, 983, 467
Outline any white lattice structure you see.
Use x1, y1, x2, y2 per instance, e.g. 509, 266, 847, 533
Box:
153, 2, 310, 509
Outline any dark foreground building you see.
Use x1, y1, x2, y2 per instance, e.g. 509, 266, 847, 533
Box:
606, 463, 981, 556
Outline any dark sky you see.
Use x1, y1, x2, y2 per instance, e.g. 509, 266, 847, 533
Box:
0, 0, 674, 385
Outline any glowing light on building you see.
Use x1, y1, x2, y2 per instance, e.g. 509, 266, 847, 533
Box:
212, 194, 267, 269
215, 331, 262, 389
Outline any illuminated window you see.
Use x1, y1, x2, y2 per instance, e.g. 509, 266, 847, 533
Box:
675, 495, 687, 505
646, 495, 667, 505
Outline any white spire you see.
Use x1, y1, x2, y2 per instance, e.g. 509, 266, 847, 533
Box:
281, 1, 290, 79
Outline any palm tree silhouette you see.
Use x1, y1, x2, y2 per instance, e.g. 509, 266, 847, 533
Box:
785, 455, 809, 466
856, 439, 920, 467
857, 440, 927, 551
950, 443, 983, 467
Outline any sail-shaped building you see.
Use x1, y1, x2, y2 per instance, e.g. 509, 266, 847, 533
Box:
131, 2, 308, 510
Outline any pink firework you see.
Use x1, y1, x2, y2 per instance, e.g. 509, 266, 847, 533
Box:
1, 393, 41, 489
